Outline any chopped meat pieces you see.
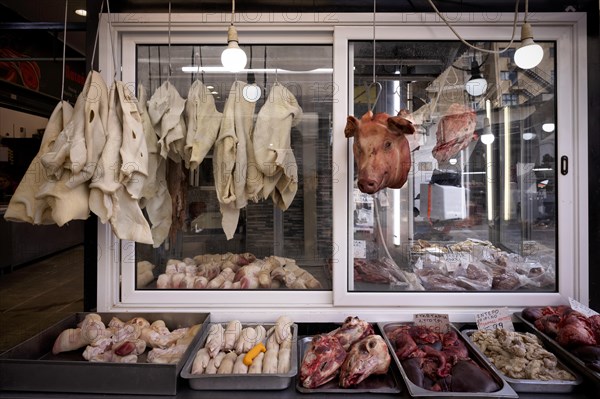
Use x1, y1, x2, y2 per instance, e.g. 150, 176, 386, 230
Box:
471, 329, 575, 381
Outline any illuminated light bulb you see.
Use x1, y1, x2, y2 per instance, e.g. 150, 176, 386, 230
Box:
522, 132, 536, 140
221, 25, 247, 72
542, 123, 555, 132
481, 117, 495, 145
514, 23, 544, 70
465, 60, 487, 97
75, 9, 87, 17
449, 158, 458, 165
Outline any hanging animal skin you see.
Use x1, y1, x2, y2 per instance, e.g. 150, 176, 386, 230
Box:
344, 111, 415, 194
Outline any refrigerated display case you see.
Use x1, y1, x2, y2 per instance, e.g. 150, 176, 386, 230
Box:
95, 12, 588, 320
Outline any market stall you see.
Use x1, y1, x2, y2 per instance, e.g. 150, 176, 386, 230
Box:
0, 3, 592, 398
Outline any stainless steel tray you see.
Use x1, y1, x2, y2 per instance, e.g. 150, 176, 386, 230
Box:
378, 322, 518, 398
180, 322, 297, 390
0, 312, 209, 395
462, 329, 582, 393
296, 335, 400, 394
515, 312, 600, 387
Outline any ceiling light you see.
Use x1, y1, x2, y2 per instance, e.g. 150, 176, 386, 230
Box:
542, 123, 555, 132
221, 0, 247, 73
522, 132, 536, 140
465, 59, 487, 97
514, 22, 543, 69
449, 158, 457, 165
75, 9, 87, 17
480, 117, 495, 145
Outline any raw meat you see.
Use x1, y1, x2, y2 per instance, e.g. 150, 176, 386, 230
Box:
344, 111, 414, 194
338, 335, 391, 387
387, 324, 497, 392
431, 103, 477, 163
331, 316, 374, 351
299, 334, 347, 388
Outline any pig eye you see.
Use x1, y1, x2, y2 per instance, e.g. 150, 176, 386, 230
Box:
384, 141, 392, 150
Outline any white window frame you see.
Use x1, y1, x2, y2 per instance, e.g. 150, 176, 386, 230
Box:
97, 12, 588, 322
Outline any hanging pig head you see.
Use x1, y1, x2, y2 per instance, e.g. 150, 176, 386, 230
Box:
345, 111, 415, 194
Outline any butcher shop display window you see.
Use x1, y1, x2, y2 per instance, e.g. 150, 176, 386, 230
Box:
348, 40, 557, 293
133, 44, 333, 291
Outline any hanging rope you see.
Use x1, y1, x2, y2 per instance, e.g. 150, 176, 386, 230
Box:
60, 0, 68, 101
90, 0, 105, 73
366, 0, 381, 112
167, 1, 172, 80
105, 0, 118, 80
426, 0, 521, 54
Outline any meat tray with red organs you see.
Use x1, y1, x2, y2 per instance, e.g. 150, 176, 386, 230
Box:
379, 322, 518, 398
519, 306, 600, 386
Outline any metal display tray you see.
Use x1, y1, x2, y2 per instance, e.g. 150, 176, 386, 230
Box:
515, 312, 600, 388
180, 322, 297, 390
0, 312, 209, 395
378, 322, 518, 398
296, 335, 401, 394
462, 329, 582, 393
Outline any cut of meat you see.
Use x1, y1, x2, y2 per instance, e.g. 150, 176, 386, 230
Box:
432, 103, 476, 163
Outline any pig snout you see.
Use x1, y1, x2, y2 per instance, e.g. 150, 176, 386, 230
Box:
357, 176, 382, 194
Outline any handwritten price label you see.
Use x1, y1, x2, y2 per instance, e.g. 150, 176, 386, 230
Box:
413, 313, 450, 334
569, 297, 599, 317
476, 307, 514, 331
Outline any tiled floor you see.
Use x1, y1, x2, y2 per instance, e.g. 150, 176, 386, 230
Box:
0, 245, 84, 353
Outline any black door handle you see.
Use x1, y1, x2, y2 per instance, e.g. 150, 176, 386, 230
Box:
561, 155, 568, 175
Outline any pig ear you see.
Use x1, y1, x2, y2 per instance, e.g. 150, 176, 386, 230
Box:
387, 116, 415, 136
344, 116, 360, 138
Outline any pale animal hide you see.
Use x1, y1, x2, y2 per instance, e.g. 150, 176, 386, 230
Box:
212, 81, 253, 239
89, 82, 152, 244
4, 101, 74, 224
118, 82, 148, 199
253, 83, 303, 210
147, 81, 186, 162
184, 80, 222, 170
137, 84, 172, 248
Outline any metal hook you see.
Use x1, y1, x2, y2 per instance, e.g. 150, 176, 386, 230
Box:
365, 81, 382, 113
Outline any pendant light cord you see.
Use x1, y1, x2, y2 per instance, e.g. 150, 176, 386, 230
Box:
426, 0, 521, 54
231, 0, 236, 25
60, 0, 68, 101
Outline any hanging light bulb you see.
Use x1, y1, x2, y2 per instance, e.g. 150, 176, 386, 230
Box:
514, 22, 543, 69
465, 59, 488, 97
221, 0, 247, 72
522, 132, 536, 140
480, 117, 495, 145
542, 123, 555, 132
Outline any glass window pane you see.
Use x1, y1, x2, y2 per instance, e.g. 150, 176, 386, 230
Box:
349, 40, 557, 293
134, 44, 333, 291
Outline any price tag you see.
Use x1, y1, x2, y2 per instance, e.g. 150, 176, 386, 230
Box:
413, 313, 450, 334
353, 240, 366, 259
442, 253, 468, 273
569, 297, 599, 317
475, 307, 514, 331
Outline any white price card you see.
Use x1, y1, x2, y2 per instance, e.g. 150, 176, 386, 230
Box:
353, 240, 366, 259
475, 307, 514, 331
569, 297, 599, 317
413, 313, 450, 334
